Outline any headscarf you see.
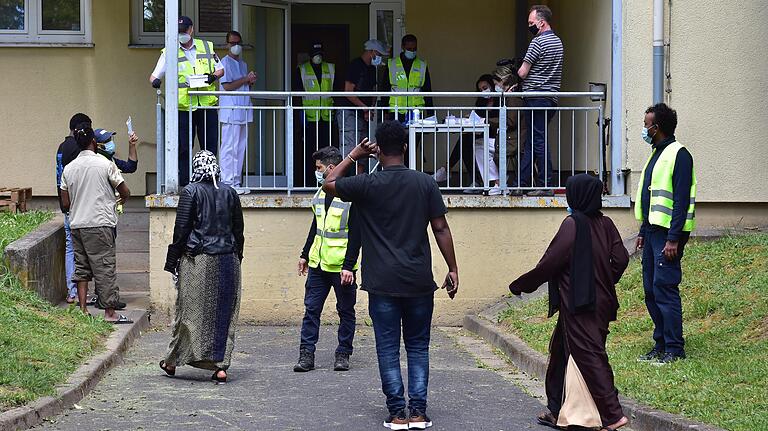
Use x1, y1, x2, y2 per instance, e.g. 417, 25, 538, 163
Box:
563, 174, 603, 314
190, 150, 220, 189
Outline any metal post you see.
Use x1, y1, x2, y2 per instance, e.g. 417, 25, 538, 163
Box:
498, 96, 508, 191
653, 0, 664, 104
611, 0, 626, 195
163, 0, 179, 193
155, 90, 164, 193
286, 98, 294, 194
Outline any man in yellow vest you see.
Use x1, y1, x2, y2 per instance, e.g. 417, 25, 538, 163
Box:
294, 42, 336, 185
295, 146, 361, 373
149, 16, 224, 186
383, 34, 433, 122
634, 103, 696, 365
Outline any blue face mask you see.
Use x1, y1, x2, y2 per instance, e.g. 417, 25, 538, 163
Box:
566, 207, 573, 215
404, 50, 417, 60
104, 140, 116, 155
371, 54, 383, 66
641, 125, 656, 144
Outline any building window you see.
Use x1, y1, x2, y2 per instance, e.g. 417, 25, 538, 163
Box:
0, 0, 91, 45
131, 0, 232, 46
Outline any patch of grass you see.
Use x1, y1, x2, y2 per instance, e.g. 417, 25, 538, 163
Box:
498, 234, 768, 431
0, 211, 112, 411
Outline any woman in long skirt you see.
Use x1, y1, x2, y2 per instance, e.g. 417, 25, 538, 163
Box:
509, 174, 630, 431
159, 150, 245, 384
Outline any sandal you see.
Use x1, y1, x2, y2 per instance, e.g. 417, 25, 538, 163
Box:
536, 412, 563, 430
159, 360, 176, 376
211, 369, 227, 384
107, 314, 134, 324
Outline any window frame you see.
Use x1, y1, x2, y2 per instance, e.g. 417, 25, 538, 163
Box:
131, 0, 232, 47
0, 0, 92, 46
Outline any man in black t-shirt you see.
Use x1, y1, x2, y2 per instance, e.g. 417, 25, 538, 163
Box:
56, 113, 92, 303
337, 39, 387, 173
323, 121, 459, 430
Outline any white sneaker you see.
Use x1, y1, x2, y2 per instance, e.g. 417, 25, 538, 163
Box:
233, 187, 250, 195
487, 186, 502, 196
433, 167, 447, 182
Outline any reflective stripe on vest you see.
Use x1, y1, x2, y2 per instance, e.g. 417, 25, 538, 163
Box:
388, 57, 427, 113
307, 190, 358, 272
299, 62, 335, 122
634, 141, 696, 231
162, 39, 218, 111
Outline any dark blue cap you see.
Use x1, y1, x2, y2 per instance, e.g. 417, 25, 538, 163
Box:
178, 16, 193, 32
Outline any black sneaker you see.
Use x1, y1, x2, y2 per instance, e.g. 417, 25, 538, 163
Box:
509, 189, 525, 197
527, 189, 555, 197
333, 352, 350, 371
637, 348, 663, 362
293, 349, 315, 372
654, 351, 686, 365
408, 411, 433, 430
383, 410, 409, 430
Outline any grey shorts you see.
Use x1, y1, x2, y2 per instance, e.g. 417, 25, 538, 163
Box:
71, 226, 119, 309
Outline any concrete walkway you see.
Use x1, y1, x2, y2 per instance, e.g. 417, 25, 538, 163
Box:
33, 326, 554, 431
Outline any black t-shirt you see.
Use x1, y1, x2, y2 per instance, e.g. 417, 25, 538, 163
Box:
56, 136, 81, 213
338, 57, 376, 107
335, 165, 448, 297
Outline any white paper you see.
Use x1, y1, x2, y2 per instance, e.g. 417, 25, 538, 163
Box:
126, 116, 133, 135
188, 74, 209, 88
468, 110, 485, 125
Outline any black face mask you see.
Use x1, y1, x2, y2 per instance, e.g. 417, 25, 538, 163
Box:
528, 23, 539, 35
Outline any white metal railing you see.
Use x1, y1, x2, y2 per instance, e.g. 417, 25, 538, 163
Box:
155, 91, 607, 196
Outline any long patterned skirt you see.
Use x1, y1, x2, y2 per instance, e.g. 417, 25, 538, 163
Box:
164, 253, 241, 371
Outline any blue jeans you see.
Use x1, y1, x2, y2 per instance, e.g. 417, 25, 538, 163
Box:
64, 214, 76, 298
516, 98, 556, 187
368, 292, 434, 415
299, 268, 357, 354
642, 228, 687, 355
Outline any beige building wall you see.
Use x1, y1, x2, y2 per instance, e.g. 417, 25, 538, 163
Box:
149, 202, 768, 325
623, 0, 768, 202
0, 1, 171, 196
405, 0, 518, 105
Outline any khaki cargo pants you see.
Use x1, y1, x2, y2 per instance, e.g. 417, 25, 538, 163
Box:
71, 226, 119, 309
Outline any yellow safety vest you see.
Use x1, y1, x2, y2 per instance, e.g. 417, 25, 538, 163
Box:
635, 141, 696, 231
299, 62, 335, 122
308, 190, 358, 272
388, 57, 427, 113
162, 39, 218, 111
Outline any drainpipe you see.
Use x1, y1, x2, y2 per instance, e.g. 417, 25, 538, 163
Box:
610, 0, 624, 196
164, 0, 179, 193
653, 0, 664, 104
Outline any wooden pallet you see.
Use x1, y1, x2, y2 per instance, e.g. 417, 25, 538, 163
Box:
0, 187, 32, 213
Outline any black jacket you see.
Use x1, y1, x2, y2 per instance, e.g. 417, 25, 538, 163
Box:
164, 181, 245, 272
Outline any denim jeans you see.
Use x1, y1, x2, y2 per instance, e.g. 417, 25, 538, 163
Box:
299, 268, 357, 355
515, 97, 556, 187
64, 214, 76, 298
642, 227, 688, 355
368, 292, 434, 415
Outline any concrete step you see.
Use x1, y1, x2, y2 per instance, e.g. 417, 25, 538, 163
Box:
117, 251, 148, 273
117, 272, 149, 293
117, 212, 149, 233
116, 232, 148, 253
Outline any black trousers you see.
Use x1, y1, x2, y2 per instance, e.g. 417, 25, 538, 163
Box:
178, 109, 219, 186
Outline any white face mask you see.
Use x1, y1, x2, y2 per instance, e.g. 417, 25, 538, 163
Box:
481, 88, 492, 99
315, 166, 329, 184
371, 54, 383, 66
179, 33, 192, 44
229, 44, 242, 56
404, 50, 417, 60
495, 84, 505, 92
311, 54, 323, 65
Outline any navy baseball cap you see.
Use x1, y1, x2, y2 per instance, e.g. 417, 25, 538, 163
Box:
94, 128, 116, 143
178, 16, 193, 32
310, 42, 324, 56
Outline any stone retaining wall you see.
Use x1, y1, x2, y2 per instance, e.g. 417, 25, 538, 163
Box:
3, 216, 66, 304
